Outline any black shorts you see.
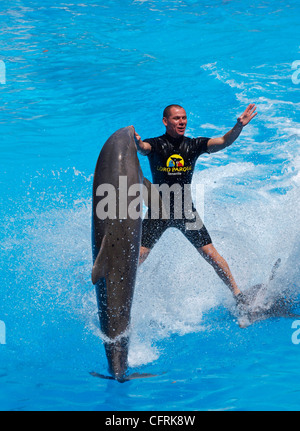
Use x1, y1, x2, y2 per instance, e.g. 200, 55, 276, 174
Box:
141, 212, 212, 250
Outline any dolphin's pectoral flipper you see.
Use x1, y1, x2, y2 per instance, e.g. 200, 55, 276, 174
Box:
92, 235, 108, 285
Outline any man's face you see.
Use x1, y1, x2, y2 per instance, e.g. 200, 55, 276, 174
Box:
163, 107, 187, 138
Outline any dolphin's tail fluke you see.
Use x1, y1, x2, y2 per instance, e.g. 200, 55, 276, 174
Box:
90, 371, 158, 383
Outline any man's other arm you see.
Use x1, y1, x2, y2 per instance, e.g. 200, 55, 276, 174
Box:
207, 104, 257, 153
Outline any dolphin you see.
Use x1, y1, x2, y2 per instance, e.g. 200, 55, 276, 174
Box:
91, 126, 155, 382
237, 259, 300, 328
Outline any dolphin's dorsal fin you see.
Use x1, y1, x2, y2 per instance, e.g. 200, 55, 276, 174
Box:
91, 235, 108, 284
269, 258, 281, 282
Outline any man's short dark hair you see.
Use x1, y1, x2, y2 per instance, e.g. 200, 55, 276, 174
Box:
163, 104, 184, 118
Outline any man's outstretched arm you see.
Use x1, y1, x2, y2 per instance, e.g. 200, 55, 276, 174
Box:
207, 104, 257, 153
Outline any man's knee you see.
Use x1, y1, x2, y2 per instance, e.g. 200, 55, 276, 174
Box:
198, 244, 226, 266
198, 243, 215, 259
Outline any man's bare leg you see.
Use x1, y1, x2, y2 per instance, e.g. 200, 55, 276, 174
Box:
198, 244, 241, 297
139, 243, 241, 297
139, 246, 151, 265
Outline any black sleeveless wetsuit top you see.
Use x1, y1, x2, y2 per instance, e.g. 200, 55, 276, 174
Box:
145, 133, 210, 187
141, 133, 212, 249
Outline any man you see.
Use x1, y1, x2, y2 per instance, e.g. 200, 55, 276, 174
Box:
133, 103, 257, 307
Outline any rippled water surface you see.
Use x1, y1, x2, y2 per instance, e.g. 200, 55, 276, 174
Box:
0, 0, 300, 411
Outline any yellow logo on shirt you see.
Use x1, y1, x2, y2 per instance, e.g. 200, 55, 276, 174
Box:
157, 154, 192, 174
166, 154, 184, 168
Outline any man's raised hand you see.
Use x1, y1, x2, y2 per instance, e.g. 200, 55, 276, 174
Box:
130, 125, 142, 144
238, 104, 257, 126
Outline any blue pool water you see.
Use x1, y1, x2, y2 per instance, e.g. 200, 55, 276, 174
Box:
0, 0, 300, 411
